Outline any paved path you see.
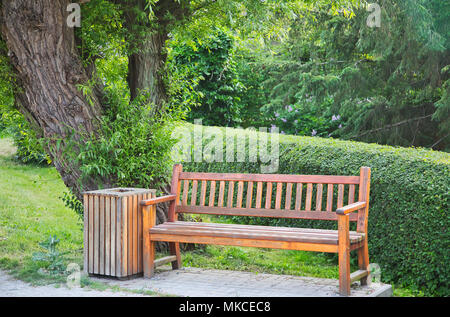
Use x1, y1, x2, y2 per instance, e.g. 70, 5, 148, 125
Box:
1, 267, 392, 297
91, 266, 392, 297
0, 270, 147, 297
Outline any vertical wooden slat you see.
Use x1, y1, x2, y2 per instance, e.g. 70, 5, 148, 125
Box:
99, 196, 105, 275
227, 181, 235, 208
137, 194, 142, 273
105, 196, 111, 276
255, 182, 263, 208
285, 183, 292, 210
121, 197, 128, 277
209, 181, 216, 207
246, 181, 254, 208
305, 183, 313, 211
83, 194, 88, 274
133, 195, 138, 274
326, 184, 334, 212
200, 181, 207, 206
265, 182, 273, 209
275, 182, 283, 209
93, 195, 99, 274
236, 181, 244, 208
348, 184, 355, 204
110, 196, 116, 277
169, 164, 182, 222
88, 195, 94, 274
295, 183, 303, 211
190, 180, 198, 206
115, 197, 122, 277
315, 184, 323, 211
128, 194, 133, 276
337, 184, 344, 208
218, 181, 225, 207
182, 180, 189, 206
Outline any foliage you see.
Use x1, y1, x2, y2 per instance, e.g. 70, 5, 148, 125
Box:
73, 75, 180, 194
179, 123, 450, 296
252, 1, 449, 150
61, 191, 84, 219
0, 111, 50, 165
168, 29, 245, 126
32, 235, 68, 275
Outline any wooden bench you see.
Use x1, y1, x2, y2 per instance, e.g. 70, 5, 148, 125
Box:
141, 164, 371, 296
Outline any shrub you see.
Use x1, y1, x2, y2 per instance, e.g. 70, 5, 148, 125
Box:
178, 123, 450, 296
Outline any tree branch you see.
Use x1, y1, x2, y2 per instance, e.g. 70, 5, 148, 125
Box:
350, 114, 434, 139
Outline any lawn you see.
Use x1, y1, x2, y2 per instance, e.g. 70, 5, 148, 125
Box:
0, 137, 417, 295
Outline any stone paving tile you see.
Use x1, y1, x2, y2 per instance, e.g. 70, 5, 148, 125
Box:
91, 266, 392, 297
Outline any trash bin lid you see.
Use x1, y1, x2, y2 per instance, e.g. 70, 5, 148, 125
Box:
82, 188, 156, 197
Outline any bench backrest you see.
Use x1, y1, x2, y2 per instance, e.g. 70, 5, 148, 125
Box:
168, 164, 371, 233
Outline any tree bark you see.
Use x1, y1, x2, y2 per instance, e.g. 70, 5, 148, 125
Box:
0, 0, 107, 198
127, 31, 168, 107
123, 0, 189, 106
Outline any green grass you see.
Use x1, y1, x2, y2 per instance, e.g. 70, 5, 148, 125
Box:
0, 136, 420, 296
0, 137, 84, 284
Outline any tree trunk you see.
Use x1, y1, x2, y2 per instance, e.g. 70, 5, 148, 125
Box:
127, 32, 168, 107
123, 0, 190, 106
0, 0, 107, 198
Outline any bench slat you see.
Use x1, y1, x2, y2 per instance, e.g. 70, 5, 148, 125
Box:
237, 181, 244, 208
209, 181, 216, 207
149, 234, 339, 253
295, 183, 302, 210
227, 181, 235, 208
256, 182, 263, 208
246, 181, 253, 208
305, 183, 313, 211
179, 172, 360, 184
275, 182, 283, 209
265, 182, 273, 209
285, 183, 292, 210
316, 184, 323, 211
190, 180, 198, 206
200, 181, 206, 206
149, 222, 364, 245
218, 181, 225, 207
182, 180, 189, 206
348, 184, 355, 205
337, 184, 344, 209
176, 205, 359, 221
326, 184, 333, 211
162, 221, 364, 238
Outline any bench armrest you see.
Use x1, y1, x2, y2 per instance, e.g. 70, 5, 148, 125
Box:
336, 201, 366, 215
140, 194, 176, 206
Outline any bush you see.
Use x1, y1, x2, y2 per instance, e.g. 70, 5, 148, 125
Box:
0, 110, 50, 165
177, 123, 450, 296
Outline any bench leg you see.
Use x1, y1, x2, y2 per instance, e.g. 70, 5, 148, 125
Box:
338, 215, 351, 296
142, 205, 156, 278
169, 242, 182, 270
358, 240, 370, 286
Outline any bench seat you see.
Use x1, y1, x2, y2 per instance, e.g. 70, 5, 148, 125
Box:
149, 221, 365, 245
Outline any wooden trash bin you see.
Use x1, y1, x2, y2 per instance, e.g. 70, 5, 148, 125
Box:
83, 188, 155, 278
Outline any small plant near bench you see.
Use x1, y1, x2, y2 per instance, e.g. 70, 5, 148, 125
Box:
32, 235, 68, 275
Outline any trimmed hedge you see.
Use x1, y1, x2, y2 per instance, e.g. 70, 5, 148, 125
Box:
174, 123, 450, 296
